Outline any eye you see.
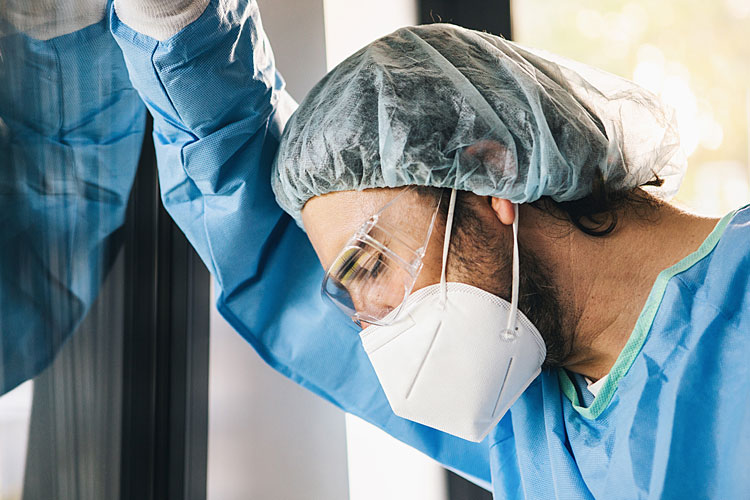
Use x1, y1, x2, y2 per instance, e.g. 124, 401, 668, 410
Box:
336, 243, 390, 286
369, 251, 386, 279
337, 248, 361, 281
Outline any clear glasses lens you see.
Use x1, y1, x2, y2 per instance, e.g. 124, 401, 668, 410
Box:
321, 188, 443, 326
322, 241, 413, 325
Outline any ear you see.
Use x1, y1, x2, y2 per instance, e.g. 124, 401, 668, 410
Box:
490, 197, 516, 226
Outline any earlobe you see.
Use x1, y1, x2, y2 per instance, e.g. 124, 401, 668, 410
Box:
490, 197, 516, 225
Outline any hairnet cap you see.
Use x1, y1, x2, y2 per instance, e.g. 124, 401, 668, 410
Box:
272, 24, 685, 228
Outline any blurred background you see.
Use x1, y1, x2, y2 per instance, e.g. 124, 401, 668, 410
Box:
513, 0, 750, 216
0, 1, 747, 500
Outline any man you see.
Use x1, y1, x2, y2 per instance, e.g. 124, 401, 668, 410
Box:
270, 22, 750, 498
8, 0, 746, 497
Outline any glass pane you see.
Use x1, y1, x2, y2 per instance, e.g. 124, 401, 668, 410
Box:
512, 0, 750, 216
0, 382, 32, 500
0, 4, 144, 499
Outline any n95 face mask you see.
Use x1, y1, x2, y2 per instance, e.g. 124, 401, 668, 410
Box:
359, 189, 546, 442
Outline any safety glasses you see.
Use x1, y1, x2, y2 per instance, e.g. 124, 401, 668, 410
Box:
321, 188, 444, 327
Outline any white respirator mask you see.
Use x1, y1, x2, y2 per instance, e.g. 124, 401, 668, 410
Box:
359, 189, 546, 442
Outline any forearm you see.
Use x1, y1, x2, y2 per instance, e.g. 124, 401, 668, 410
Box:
110, 0, 296, 288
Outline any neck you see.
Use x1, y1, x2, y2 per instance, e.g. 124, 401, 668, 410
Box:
518, 198, 720, 381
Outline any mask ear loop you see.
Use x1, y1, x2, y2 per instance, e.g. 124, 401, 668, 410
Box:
439, 188, 458, 308
502, 203, 520, 340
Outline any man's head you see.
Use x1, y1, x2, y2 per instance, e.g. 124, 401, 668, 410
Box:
272, 24, 683, 227
303, 186, 572, 367
272, 24, 685, 366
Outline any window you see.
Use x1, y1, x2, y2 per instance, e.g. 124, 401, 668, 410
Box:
513, 0, 750, 215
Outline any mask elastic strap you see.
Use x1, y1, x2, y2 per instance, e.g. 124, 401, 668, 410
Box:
439, 188, 458, 307
503, 204, 520, 338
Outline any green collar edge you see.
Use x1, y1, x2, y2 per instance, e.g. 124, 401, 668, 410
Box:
558, 206, 742, 419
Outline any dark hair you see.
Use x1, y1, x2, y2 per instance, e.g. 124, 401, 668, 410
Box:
419, 170, 664, 241
419, 186, 575, 366
531, 171, 664, 237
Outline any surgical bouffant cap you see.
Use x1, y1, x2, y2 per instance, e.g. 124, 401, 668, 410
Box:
271, 24, 685, 227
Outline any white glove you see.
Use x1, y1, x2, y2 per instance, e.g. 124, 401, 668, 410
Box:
2, 0, 106, 39
113, 0, 209, 40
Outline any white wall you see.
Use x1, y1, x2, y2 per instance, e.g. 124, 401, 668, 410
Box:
0, 381, 32, 500
257, 0, 328, 102
322, 0, 418, 69
207, 288, 349, 500
206, 4, 349, 499
345, 414, 448, 500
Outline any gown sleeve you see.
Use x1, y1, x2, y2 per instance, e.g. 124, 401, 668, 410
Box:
110, 0, 494, 487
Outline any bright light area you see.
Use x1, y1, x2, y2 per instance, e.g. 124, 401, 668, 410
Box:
322, 0, 418, 70
725, 0, 750, 19
685, 161, 750, 216
512, 0, 750, 217
632, 45, 724, 157
346, 414, 447, 500
0, 381, 33, 500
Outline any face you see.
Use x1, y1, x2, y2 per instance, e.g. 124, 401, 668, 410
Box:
302, 188, 571, 366
302, 188, 447, 327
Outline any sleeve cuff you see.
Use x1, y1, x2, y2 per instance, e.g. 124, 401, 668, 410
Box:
112, 0, 209, 41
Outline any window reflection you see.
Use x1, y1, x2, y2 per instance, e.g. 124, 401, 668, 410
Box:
0, 5, 145, 500
0, 8, 144, 394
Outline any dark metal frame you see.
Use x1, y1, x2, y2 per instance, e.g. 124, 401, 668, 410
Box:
417, 1, 512, 498
419, 0, 512, 40
120, 115, 210, 500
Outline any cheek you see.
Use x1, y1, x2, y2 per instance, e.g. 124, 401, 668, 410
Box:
411, 239, 445, 293
411, 233, 510, 298
412, 266, 441, 294
303, 222, 352, 271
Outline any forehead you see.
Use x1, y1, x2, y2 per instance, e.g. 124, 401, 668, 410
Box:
301, 187, 435, 269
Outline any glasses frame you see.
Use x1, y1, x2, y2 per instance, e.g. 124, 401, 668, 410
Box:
321, 187, 444, 327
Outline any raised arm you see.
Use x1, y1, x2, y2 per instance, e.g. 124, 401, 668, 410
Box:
109, 0, 492, 485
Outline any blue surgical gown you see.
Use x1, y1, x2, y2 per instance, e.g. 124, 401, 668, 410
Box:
47, 1, 750, 498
